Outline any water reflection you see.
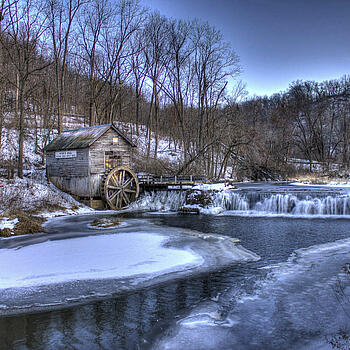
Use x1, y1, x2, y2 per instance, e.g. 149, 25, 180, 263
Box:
0, 265, 253, 350
2, 212, 350, 349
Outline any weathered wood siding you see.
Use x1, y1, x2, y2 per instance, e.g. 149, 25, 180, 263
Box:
46, 148, 89, 177
90, 174, 103, 197
89, 129, 133, 175
46, 148, 90, 197
49, 176, 90, 197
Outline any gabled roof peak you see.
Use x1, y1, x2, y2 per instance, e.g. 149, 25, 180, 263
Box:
45, 123, 136, 152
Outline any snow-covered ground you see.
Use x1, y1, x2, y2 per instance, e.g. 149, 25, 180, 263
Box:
0, 218, 18, 232
0, 174, 93, 237
114, 121, 184, 164
0, 126, 44, 169
0, 180, 85, 238
0, 175, 91, 213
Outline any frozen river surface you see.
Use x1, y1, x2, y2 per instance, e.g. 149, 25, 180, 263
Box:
2, 183, 350, 349
0, 216, 258, 315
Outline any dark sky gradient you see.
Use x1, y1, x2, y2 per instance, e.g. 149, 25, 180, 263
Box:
141, 0, 350, 96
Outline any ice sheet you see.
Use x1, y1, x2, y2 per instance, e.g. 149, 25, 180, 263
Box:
0, 232, 201, 289
151, 238, 350, 350
0, 215, 260, 315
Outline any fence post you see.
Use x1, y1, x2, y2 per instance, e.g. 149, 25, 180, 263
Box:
174, 175, 177, 184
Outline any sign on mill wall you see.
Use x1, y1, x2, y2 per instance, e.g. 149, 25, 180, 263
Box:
55, 150, 77, 159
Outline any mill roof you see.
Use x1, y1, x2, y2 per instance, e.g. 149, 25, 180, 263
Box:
44, 123, 137, 152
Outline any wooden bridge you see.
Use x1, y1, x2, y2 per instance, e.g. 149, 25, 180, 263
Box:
137, 175, 208, 191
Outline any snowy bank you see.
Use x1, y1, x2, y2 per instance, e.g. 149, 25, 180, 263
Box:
0, 175, 93, 237
290, 181, 350, 188
192, 183, 235, 191
0, 176, 93, 214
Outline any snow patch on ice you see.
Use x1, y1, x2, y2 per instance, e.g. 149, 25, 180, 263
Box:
0, 232, 202, 289
199, 206, 226, 215
0, 215, 260, 315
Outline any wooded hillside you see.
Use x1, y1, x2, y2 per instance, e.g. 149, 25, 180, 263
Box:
1, 0, 349, 180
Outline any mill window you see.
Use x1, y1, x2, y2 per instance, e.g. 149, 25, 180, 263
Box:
105, 151, 122, 170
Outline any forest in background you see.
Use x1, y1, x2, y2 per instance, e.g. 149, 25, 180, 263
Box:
1, 0, 350, 180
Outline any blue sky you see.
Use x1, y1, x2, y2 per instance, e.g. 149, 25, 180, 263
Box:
141, 0, 350, 97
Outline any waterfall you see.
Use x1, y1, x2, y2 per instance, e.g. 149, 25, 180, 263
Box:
214, 191, 350, 215
255, 194, 299, 214
212, 192, 249, 211
132, 189, 350, 216
130, 191, 186, 211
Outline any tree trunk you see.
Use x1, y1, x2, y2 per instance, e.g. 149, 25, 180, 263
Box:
0, 90, 3, 148
146, 90, 155, 159
56, 62, 64, 134
153, 92, 159, 159
18, 84, 24, 178
89, 98, 95, 126
135, 82, 140, 136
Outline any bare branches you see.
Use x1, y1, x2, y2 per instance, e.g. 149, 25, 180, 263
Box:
46, 0, 85, 133
0, 0, 253, 179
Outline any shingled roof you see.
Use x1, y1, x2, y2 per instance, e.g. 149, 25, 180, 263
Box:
44, 123, 136, 152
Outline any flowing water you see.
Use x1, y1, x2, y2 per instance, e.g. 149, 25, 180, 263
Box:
2, 183, 350, 349
133, 182, 350, 216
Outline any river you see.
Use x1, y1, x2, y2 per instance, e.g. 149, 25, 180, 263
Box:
1, 183, 350, 349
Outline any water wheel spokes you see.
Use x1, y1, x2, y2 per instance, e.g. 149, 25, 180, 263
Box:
103, 166, 139, 210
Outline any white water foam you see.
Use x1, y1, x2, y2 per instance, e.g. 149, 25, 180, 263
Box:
130, 191, 187, 211
133, 190, 350, 216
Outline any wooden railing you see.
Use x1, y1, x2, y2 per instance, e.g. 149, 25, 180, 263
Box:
137, 174, 208, 185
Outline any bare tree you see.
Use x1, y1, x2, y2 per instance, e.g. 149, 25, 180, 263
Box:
77, 0, 110, 126
130, 29, 147, 135
190, 20, 240, 175
143, 12, 168, 159
97, 0, 144, 124
0, 0, 50, 177
0, 0, 13, 148
160, 19, 193, 162
46, 0, 85, 133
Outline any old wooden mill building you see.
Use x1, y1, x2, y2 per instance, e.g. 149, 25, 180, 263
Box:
45, 123, 139, 210
45, 123, 208, 210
